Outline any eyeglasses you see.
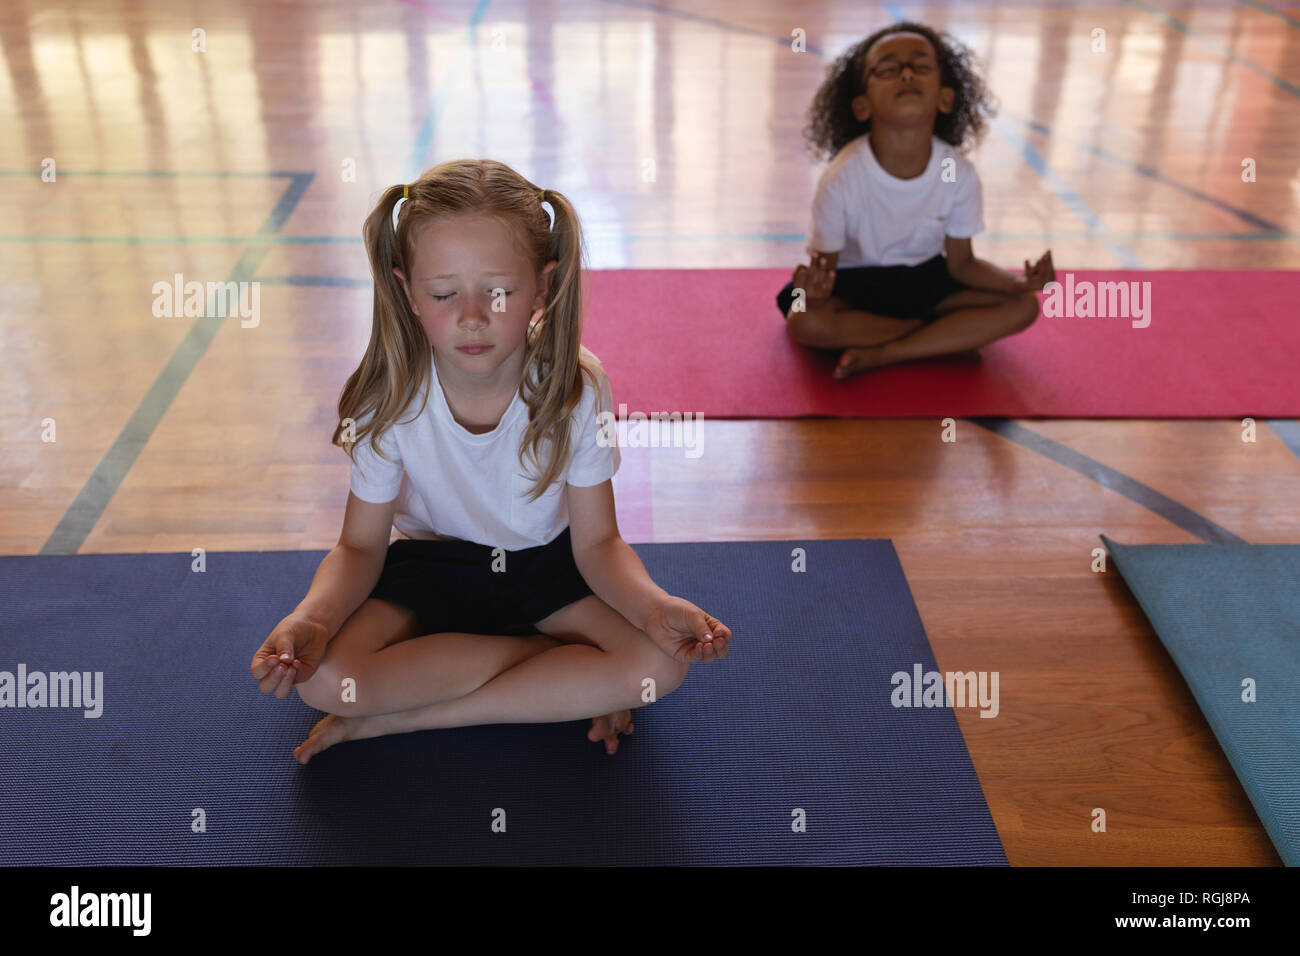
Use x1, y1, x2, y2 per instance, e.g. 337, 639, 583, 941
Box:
866, 59, 936, 81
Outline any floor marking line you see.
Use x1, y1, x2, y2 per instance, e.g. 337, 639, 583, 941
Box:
968, 418, 1247, 544
1265, 420, 1300, 463
41, 173, 315, 554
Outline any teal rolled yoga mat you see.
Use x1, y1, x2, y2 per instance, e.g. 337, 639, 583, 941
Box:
1102, 535, 1300, 865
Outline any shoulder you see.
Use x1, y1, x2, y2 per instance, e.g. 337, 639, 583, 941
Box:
817, 135, 871, 190
352, 371, 431, 449
574, 347, 615, 418
935, 137, 979, 177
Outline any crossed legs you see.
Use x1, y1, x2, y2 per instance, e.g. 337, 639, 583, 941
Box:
785, 287, 1040, 379
292, 595, 690, 762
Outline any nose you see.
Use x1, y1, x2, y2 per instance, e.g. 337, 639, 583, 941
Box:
458, 298, 490, 328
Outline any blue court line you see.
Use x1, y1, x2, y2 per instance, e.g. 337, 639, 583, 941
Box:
40, 172, 314, 555
969, 419, 1248, 544
1236, 0, 1300, 26
404, 0, 492, 182
1015, 116, 1284, 233
1126, 0, 1300, 96
991, 117, 1145, 267
1266, 421, 1300, 463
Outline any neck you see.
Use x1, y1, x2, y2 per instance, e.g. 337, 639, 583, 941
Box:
432, 346, 525, 407
867, 123, 933, 179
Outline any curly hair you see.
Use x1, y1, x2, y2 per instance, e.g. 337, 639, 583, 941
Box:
803, 21, 997, 161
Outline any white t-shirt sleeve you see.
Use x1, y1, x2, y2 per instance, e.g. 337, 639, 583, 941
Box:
348, 413, 404, 503
566, 366, 621, 487
806, 170, 847, 255
945, 161, 984, 238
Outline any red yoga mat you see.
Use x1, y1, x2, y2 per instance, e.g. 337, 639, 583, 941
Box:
581, 268, 1300, 418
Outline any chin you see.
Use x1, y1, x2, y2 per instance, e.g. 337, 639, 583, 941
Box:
888, 104, 936, 121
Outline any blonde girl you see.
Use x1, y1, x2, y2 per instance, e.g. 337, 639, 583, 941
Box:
250, 159, 731, 762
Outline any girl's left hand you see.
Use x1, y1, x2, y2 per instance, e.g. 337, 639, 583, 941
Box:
643, 596, 733, 664
1018, 249, 1055, 292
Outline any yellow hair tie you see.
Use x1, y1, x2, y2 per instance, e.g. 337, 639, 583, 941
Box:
539, 189, 546, 202
403, 184, 409, 199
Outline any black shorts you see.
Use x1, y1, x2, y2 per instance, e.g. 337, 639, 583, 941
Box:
367, 526, 593, 637
776, 253, 967, 321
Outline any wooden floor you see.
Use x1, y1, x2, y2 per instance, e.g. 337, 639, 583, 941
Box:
3, 0, 1299, 865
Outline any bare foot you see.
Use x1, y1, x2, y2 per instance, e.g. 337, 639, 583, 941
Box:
832, 345, 887, 379
293, 710, 408, 765
294, 713, 354, 765
833, 346, 982, 378
588, 710, 634, 755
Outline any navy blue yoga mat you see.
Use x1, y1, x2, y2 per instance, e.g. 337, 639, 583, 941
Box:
0, 540, 1005, 865
1103, 535, 1300, 866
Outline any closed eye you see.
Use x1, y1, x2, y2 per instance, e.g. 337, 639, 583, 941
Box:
430, 290, 514, 302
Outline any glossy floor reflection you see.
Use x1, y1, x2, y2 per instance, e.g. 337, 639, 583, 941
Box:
2, 0, 1298, 865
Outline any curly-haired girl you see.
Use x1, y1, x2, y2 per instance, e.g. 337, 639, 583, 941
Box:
776, 22, 1055, 378
250, 159, 732, 763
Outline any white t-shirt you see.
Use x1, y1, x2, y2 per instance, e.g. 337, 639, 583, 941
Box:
806, 134, 984, 268
347, 353, 621, 550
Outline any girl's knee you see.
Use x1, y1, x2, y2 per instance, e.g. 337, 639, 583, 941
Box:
661, 658, 691, 694
785, 297, 846, 341
784, 307, 821, 344
621, 651, 690, 704
293, 660, 352, 714
1013, 291, 1040, 329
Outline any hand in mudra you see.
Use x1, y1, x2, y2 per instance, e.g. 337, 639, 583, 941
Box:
251, 613, 330, 698
1018, 249, 1055, 292
792, 252, 837, 304
643, 596, 733, 664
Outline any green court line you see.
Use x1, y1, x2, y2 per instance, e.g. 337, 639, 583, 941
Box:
0, 169, 307, 177
0, 235, 358, 244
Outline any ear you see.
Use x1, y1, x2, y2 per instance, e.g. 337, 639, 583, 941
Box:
392, 267, 418, 315
851, 90, 871, 124
937, 85, 955, 115
533, 259, 558, 315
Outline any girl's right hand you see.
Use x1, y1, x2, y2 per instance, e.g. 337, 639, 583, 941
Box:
793, 253, 836, 303
250, 614, 330, 698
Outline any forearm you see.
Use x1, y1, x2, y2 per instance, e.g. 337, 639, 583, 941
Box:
293, 544, 387, 640
573, 536, 671, 632
948, 256, 1022, 294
